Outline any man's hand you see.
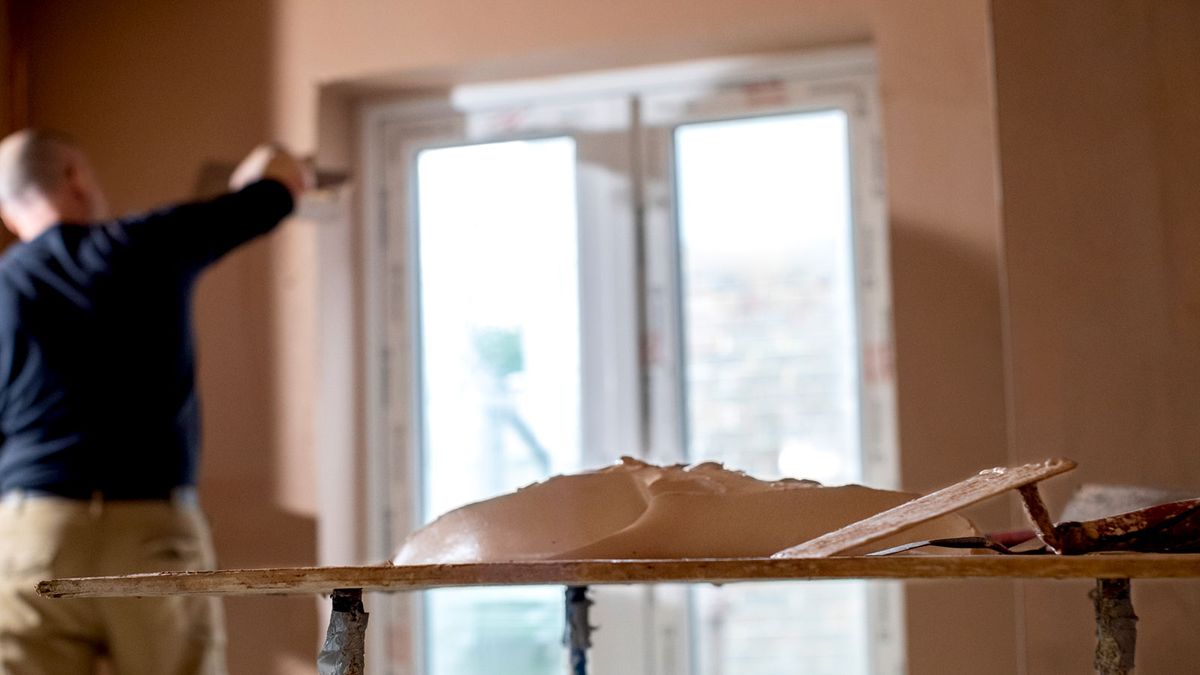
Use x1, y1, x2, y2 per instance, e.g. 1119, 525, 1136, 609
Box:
229, 144, 310, 202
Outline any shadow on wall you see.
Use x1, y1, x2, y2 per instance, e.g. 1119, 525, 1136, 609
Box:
887, 218, 1013, 527
889, 204, 1200, 674
887, 217, 1025, 675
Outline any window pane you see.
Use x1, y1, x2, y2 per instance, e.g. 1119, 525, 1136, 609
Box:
415, 137, 580, 675
674, 110, 869, 675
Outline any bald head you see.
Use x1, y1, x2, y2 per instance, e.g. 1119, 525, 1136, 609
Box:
0, 129, 108, 241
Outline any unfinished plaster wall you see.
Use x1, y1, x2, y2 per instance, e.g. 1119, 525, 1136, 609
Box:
992, 1, 1200, 672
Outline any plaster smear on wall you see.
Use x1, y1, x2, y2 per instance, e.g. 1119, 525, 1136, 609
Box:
394, 458, 977, 563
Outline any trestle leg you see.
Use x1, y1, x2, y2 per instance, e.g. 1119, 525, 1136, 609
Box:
1092, 578, 1136, 674
564, 585, 594, 675
318, 588, 370, 675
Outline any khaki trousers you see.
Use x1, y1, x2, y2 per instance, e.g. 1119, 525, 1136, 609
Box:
0, 495, 226, 675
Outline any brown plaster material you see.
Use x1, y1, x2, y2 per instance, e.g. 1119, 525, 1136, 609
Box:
393, 458, 978, 564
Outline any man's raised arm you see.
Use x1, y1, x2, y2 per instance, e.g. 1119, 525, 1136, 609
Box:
116, 144, 310, 268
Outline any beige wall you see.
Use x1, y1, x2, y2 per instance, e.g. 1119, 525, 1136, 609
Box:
269, 0, 873, 150
993, 1, 1200, 672
13, 0, 1200, 673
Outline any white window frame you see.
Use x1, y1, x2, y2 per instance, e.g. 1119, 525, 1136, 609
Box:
359, 45, 898, 675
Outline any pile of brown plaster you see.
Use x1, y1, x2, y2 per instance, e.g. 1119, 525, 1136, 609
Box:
393, 457, 977, 564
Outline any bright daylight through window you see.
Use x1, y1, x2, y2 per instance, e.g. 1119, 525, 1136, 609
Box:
417, 138, 583, 675
676, 111, 869, 675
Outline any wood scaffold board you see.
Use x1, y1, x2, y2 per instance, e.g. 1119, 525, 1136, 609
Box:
37, 554, 1200, 599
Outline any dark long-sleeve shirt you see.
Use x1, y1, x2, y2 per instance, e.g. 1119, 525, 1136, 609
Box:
0, 179, 294, 498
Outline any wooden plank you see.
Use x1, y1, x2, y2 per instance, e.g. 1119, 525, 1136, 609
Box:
773, 457, 1078, 558
36, 554, 1200, 599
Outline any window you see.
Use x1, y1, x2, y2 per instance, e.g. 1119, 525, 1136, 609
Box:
363, 48, 897, 675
